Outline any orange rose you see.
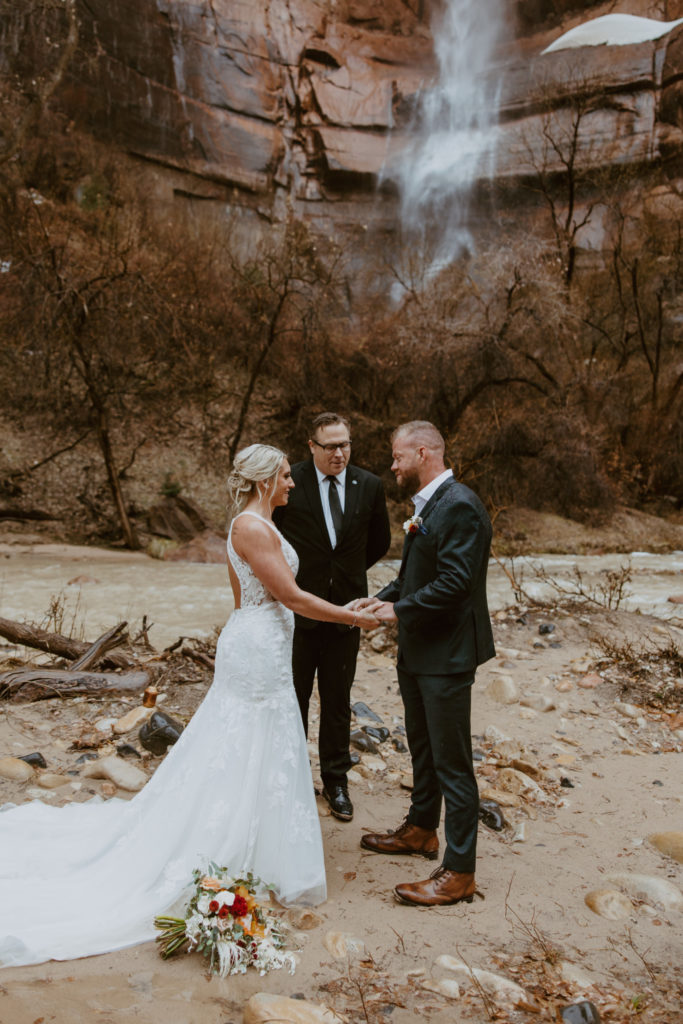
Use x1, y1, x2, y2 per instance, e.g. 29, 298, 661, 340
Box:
200, 876, 224, 892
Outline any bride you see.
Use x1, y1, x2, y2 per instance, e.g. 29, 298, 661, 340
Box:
0, 444, 378, 968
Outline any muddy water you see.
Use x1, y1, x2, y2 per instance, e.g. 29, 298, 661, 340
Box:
0, 543, 681, 651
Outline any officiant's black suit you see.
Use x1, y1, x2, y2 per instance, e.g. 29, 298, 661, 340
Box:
377, 476, 495, 872
274, 459, 390, 789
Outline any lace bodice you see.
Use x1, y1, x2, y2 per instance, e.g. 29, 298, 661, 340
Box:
228, 511, 299, 608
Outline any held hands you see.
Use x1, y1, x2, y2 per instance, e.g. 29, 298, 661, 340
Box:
344, 599, 379, 630
347, 597, 398, 625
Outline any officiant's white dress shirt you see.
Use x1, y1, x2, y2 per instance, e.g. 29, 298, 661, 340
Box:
412, 469, 453, 516
315, 465, 346, 547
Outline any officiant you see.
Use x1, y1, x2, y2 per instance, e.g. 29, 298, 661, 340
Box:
274, 413, 391, 822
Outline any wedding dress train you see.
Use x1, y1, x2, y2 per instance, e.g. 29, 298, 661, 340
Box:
0, 512, 326, 967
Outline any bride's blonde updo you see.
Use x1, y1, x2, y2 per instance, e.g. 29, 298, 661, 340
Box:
227, 443, 286, 517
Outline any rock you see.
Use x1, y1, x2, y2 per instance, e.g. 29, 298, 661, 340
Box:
116, 743, 142, 758
113, 705, 154, 735
648, 831, 683, 864
349, 729, 378, 754
667, 594, 683, 603
495, 647, 524, 659
487, 675, 518, 704
560, 1001, 601, 1023
346, 769, 362, 784
362, 725, 389, 743
421, 978, 461, 999
323, 931, 366, 959
369, 632, 390, 652
243, 993, 341, 1024
100, 781, 117, 797
36, 773, 69, 789
614, 701, 640, 718
357, 755, 386, 775
509, 756, 541, 778
287, 907, 322, 930
520, 693, 556, 712
559, 962, 602, 993
578, 673, 602, 689
352, 701, 382, 723
19, 752, 47, 769
147, 494, 213, 542
94, 717, 117, 733
496, 767, 546, 800
519, 708, 537, 720
480, 786, 521, 808
483, 725, 511, 746
607, 872, 683, 912
138, 711, 184, 755
478, 799, 506, 831
391, 736, 408, 753
164, 529, 228, 564
400, 772, 413, 790
81, 755, 147, 792
0, 756, 34, 782
436, 955, 529, 1007
584, 889, 633, 920
555, 680, 574, 692
538, 622, 555, 634
75, 752, 98, 764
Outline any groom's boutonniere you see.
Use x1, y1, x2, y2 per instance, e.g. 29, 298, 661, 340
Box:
403, 514, 426, 536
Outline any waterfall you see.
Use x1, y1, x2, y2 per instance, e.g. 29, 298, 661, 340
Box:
392, 0, 504, 280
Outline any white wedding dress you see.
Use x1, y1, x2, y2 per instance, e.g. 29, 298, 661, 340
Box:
0, 512, 326, 967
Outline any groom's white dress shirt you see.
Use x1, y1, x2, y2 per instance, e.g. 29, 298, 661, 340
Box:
315, 465, 347, 547
412, 469, 453, 516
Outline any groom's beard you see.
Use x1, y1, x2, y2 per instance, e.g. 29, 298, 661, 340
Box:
396, 469, 421, 496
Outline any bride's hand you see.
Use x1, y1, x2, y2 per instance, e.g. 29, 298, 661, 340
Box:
354, 608, 380, 630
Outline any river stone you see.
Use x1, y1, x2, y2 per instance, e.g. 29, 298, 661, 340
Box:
578, 673, 602, 689
559, 961, 602, 992
362, 725, 390, 743
400, 772, 413, 789
352, 701, 383, 722
0, 756, 34, 781
614, 702, 640, 718
479, 799, 506, 831
510, 756, 541, 778
520, 693, 556, 712
560, 1001, 601, 1023
392, 735, 408, 753
81, 755, 147, 792
138, 711, 184, 755
648, 831, 683, 863
37, 773, 69, 790
584, 889, 633, 920
287, 907, 322, 930
358, 755, 386, 773
480, 785, 522, 808
496, 767, 546, 800
19, 752, 47, 769
607, 872, 683, 912
244, 994, 340, 1024
113, 705, 154, 735
350, 729, 378, 754
421, 978, 461, 999
487, 675, 518, 704
323, 931, 366, 959
436, 955, 529, 1006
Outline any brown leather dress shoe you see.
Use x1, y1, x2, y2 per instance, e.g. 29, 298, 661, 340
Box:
394, 867, 476, 906
360, 819, 438, 859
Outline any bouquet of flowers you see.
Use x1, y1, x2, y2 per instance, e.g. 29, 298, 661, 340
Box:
154, 864, 296, 978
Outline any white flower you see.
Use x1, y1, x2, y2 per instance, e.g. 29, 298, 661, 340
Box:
215, 889, 235, 908
196, 894, 212, 915
403, 514, 423, 534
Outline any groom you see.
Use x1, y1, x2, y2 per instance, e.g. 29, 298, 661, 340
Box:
357, 420, 495, 906
274, 413, 390, 822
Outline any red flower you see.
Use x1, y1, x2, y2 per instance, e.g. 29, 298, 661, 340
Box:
209, 900, 219, 913
408, 522, 419, 533
230, 895, 249, 917
218, 905, 231, 919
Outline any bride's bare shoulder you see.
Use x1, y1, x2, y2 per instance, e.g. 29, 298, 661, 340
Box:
231, 514, 278, 547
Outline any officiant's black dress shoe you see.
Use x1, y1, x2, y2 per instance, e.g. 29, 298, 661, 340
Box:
322, 785, 353, 821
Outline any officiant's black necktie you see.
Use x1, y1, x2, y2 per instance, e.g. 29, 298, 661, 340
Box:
326, 475, 343, 543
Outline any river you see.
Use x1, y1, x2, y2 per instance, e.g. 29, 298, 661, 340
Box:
1, 542, 681, 651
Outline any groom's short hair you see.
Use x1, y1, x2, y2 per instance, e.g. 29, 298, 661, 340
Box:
392, 420, 445, 454
310, 412, 351, 437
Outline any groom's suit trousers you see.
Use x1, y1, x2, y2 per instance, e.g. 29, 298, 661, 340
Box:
398, 667, 478, 873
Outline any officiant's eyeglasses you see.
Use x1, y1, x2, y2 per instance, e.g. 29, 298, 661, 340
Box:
311, 440, 351, 453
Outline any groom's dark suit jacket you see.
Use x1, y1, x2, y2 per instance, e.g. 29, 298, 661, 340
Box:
378, 477, 495, 675
274, 459, 391, 626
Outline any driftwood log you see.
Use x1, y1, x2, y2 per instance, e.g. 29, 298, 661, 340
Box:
0, 616, 131, 669
0, 668, 149, 702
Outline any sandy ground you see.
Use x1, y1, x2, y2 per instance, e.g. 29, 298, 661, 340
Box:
0, 521, 682, 1023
